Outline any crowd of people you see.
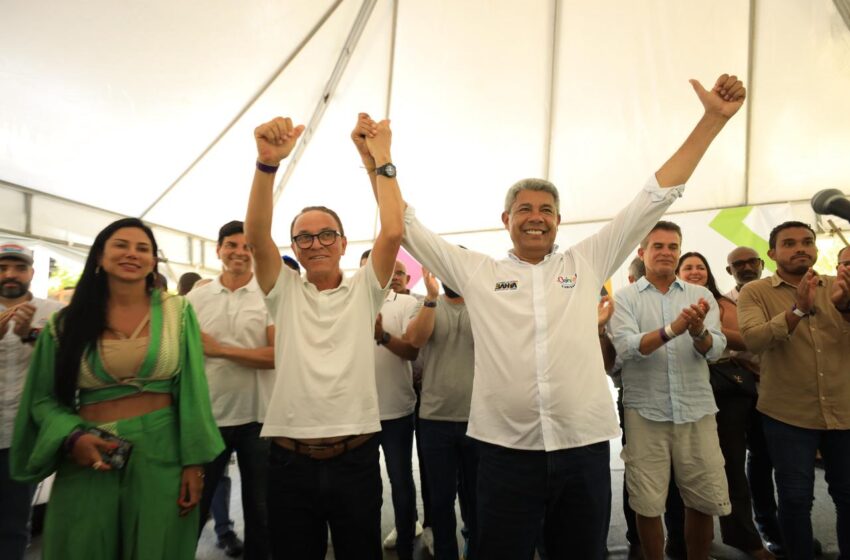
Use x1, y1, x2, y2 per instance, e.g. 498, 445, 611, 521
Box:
0, 71, 847, 560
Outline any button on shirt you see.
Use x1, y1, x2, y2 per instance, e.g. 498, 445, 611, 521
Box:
611, 277, 725, 424
402, 176, 684, 451
374, 292, 419, 420
737, 273, 850, 430
0, 297, 64, 449
186, 276, 275, 427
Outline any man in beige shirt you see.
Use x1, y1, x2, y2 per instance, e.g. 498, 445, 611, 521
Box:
738, 221, 850, 560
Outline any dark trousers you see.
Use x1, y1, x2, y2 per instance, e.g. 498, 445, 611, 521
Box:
747, 407, 783, 545
380, 414, 418, 560
616, 387, 685, 549
761, 413, 850, 560
198, 422, 269, 559
715, 390, 763, 551
267, 436, 383, 560
414, 383, 432, 527
0, 448, 35, 560
419, 419, 479, 560
475, 439, 611, 560
211, 471, 235, 538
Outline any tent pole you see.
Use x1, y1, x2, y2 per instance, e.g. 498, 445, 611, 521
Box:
139, 0, 345, 219
272, 0, 380, 205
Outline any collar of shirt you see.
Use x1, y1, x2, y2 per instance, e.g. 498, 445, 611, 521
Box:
636, 275, 686, 293
212, 274, 260, 294
506, 244, 560, 264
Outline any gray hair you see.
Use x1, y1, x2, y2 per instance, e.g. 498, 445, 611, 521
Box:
628, 257, 645, 281
503, 178, 560, 214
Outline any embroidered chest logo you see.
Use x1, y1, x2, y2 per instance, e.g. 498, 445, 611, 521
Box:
557, 273, 578, 288
494, 280, 519, 291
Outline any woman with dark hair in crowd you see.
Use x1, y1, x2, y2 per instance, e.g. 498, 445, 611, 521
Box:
676, 251, 773, 560
10, 217, 223, 559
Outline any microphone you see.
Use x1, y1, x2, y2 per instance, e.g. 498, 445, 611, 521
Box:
811, 189, 850, 222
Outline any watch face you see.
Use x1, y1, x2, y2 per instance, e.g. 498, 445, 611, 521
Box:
379, 163, 396, 178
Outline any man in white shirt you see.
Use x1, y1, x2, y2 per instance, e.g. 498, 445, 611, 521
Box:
187, 220, 275, 559
246, 113, 404, 560
367, 74, 746, 559
0, 243, 63, 560
360, 252, 420, 560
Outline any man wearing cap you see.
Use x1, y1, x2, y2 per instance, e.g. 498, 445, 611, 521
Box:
0, 243, 64, 559
187, 221, 275, 559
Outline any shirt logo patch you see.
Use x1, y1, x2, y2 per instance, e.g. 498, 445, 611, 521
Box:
557, 274, 577, 288
494, 280, 518, 291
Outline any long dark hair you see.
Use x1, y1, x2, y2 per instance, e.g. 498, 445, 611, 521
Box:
676, 251, 723, 301
54, 218, 159, 407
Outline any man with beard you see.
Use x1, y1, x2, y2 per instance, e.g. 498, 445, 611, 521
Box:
0, 243, 63, 559
738, 222, 850, 559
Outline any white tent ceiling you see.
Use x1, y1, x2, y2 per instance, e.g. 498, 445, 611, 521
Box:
1, 0, 849, 269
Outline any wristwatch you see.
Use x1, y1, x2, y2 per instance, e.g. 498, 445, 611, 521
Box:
691, 328, 710, 341
19, 328, 41, 344
423, 300, 437, 308
791, 304, 808, 318
375, 162, 396, 178
377, 332, 391, 346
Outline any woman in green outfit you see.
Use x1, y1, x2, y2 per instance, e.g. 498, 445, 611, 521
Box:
10, 217, 224, 559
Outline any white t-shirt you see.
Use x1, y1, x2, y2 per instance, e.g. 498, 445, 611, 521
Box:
187, 276, 275, 426
373, 292, 419, 420
0, 296, 64, 449
261, 260, 389, 439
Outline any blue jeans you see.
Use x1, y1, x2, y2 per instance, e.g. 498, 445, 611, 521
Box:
747, 408, 783, 545
380, 414, 417, 560
198, 422, 269, 559
761, 413, 850, 559
267, 435, 383, 560
475, 439, 612, 560
419, 419, 479, 560
211, 471, 235, 538
0, 448, 35, 560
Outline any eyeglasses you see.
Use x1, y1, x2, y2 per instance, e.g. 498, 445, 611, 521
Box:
291, 230, 341, 249
729, 257, 763, 269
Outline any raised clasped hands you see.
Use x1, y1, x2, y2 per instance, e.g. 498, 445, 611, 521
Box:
351, 113, 392, 167
254, 117, 305, 166
690, 73, 746, 119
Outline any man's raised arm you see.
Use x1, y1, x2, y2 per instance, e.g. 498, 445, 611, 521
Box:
359, 115, 404, 287
655, 74, 746, 188
245, 117, 305, 294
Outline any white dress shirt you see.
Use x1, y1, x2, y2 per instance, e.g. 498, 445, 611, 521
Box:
402, 176, 684, 451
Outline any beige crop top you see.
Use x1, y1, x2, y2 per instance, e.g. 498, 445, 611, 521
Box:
99, 313, 150, 380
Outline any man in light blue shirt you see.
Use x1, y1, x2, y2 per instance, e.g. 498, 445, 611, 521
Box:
611, 221, 730, 560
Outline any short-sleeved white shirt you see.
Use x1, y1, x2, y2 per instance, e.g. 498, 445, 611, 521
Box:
373, 292, 419, 420
0, 296, 64, 449
261, 261, 389, 439
186, 276, 275, 426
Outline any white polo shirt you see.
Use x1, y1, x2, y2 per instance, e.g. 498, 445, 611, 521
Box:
0, 296, 64, 449
261, 260, 389, 439
402, 176, 685, 451
187, 276, 275, 427
374, 292, 419, 421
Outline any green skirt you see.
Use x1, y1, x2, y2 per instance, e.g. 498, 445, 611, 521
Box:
42, 406, 199, 560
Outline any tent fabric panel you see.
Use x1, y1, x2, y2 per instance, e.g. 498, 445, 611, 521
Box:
550, 0, 749, 224
748, 0, 850, 204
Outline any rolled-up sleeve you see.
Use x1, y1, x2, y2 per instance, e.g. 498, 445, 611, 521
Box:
611, 287, 649, 361
699, 296, 726, 361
